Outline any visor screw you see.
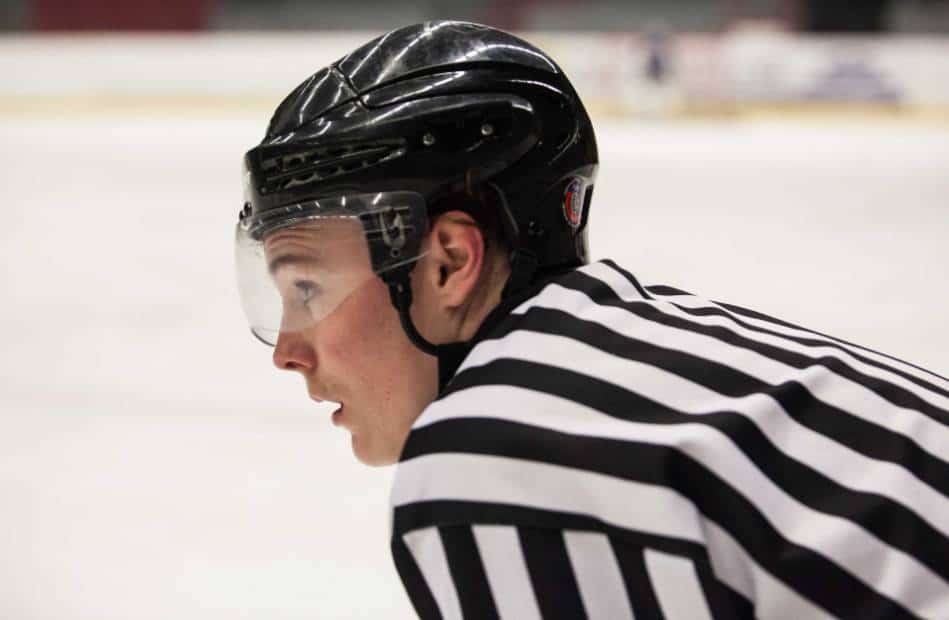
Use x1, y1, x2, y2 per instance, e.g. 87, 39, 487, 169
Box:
422, 132, 436, 147
480, 123, 494, 136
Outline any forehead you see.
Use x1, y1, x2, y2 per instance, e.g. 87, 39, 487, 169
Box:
263, 218, 368, 270
264, 217, 361, 246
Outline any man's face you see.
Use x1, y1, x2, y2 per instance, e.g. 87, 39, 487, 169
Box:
264, 220, 438, 466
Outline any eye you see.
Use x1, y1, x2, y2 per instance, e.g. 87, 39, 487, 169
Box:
294, 280, 321, 303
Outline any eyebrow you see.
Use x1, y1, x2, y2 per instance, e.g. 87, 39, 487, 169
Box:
267, 254, 320, 275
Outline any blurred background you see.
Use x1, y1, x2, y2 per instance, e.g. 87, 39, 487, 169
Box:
1, 1, 947, 619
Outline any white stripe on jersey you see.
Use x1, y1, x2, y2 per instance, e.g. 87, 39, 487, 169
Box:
403, 527, 463, 620
394, 452, 705, 543
643, 549, 714, 620
563, 530, 635, 620
471, 525, 543, 620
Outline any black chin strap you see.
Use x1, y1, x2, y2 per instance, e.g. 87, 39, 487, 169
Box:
386, 250, 539, 393
387, 277, 439, 356
387, 275, 466, 393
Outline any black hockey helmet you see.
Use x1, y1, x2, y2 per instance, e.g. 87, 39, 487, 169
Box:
238, 21, 598, 353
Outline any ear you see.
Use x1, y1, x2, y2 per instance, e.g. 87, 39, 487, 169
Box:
424, 210, 486, 309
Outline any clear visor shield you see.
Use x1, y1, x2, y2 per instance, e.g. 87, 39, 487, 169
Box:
235, 191, 428, 345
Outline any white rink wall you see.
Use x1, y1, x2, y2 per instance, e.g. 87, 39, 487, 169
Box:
1, 35, 948, 620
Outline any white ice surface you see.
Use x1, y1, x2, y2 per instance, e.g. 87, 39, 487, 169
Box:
0, 114, 946, 620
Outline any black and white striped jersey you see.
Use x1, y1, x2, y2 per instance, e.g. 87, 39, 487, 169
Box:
390, 259, 949, 619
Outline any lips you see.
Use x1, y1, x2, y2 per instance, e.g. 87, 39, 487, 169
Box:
309, 392, 345, 425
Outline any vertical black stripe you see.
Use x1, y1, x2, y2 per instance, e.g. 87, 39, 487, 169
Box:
438, 526, 500, 620
609, 540, 664, 620
693, 558, 755, 619
518, 527, 587, 619
392, 534, 443, 620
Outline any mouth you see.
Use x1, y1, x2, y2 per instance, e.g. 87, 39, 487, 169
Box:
310, 393, 345, 426
331, 404, 344, 426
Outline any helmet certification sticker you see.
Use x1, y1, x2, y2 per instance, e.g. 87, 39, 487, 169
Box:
563, 177, 584, 229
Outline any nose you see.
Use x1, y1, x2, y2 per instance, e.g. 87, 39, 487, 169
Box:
273, 330, 316, 372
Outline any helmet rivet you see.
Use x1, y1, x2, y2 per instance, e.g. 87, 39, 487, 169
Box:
480, 123, 494, 136
422, 132, 436, 146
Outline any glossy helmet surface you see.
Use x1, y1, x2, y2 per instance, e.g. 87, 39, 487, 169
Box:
242, 20, 598, 281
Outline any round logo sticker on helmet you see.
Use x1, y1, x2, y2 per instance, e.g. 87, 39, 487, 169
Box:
563, 177, 584, 229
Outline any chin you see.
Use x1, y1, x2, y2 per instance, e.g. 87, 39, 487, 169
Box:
351, 435, 398, 467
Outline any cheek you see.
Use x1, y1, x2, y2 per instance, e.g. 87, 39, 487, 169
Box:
319, 282, 409, 382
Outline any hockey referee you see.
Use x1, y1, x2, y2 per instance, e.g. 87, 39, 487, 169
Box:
235, 21, 949, 619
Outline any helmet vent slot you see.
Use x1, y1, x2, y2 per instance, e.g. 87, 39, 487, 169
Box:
259, 140, 406, 192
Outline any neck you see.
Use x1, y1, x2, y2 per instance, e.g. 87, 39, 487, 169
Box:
434, 265, 556, 394
453, 253, 510, 342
